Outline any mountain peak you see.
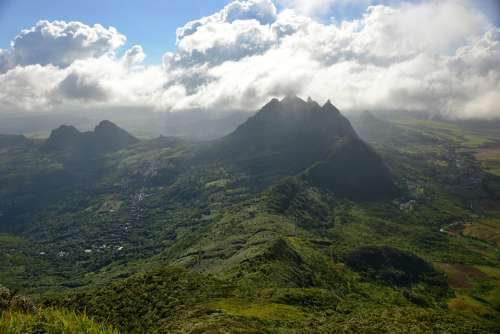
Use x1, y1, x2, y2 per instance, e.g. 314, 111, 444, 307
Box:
242, 97, 353, 135
214, 96, 357, 177
211, 97, 395, 199
323, 100, 340, 113
281, 95, 306, 105
43, 125, 82, 151
43, 120, 138, 155
92, 120, 139, 151
95, 120, 119, 131
307, 97, 321, 108
52, 125, 81, 137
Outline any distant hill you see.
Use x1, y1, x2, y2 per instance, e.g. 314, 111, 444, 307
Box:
43, 120, 139, 156
0, 134, 31, 151
0, 110, 250, 141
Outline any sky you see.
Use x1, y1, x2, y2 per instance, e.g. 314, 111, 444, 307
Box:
0, 0, 229, 64
0, 0, 499, 119
0, 0, 402, 64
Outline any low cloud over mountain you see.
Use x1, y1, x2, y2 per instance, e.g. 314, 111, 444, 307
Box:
0, 0, 499, 119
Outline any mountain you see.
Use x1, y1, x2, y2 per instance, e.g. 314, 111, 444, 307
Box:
43, 120, 138, 155
90, 120, 140, 152
42, 125, 82, 151
212, 96, 396, 199
214, 96, 355, 175
304, 135, 397, 200
1, 99, 499, 333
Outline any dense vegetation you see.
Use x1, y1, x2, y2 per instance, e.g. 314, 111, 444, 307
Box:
0, 285, 118, 333
0, 97, 499, 332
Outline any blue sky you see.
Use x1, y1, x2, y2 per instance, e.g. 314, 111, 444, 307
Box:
0, 0, 378, 64
0, 0, 498, 65
0, 0, 229, 63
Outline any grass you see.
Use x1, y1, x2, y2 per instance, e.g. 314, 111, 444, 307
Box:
207, 298, 309, 321
321, 306, 496, 334
448, 295, 497, 318
0, 308, 119, 334
0, 235, 28, 248
462, 219, 500, 245
391, 117, 497, 149
433, 262, 500, 322
434, 262, 486, 289
476, 266, 500, 280
474, 149, 500, 176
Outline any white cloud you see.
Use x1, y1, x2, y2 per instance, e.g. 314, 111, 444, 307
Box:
0, 0, 499, 120
356, 2, 487, 56
122, 45, 146, 67
0, 20, 125, 72
176, 0, 277, 42
171, 18, 276, 67
277, 0, 368, 16
157, 0, 500, 118
166, 0, 278, 69
53, 71, 109, 102
0, 64, 65, 111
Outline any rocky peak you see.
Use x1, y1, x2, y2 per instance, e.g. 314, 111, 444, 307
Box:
43, 120, 138, 155
43, 125, 82, 151
95, 120, 119, 132
213, 96, 357, 176
323, 100, 340, 114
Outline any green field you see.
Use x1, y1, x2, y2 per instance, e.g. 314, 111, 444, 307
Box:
475, 149, 500, 176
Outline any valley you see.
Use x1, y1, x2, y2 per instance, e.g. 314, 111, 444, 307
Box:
1, 97, 499, 333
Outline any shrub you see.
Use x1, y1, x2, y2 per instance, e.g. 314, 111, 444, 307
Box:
9, 295, 37, 314
0, 286, 12, 311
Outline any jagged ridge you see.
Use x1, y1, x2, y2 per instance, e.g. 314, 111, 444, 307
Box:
214, 96, 396, 199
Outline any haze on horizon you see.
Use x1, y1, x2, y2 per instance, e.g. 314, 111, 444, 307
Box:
0, 0, 499, 120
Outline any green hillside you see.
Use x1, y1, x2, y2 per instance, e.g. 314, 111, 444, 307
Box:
0, 97, 499, 333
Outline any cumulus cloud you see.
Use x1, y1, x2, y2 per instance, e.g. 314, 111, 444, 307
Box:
0, 0, 499, 119
0, 20, 163, 112
166, 0, 278, 69
158, 0, 499, 119
176, 0, 277, 42
0, 20, 125, 72
0, 64, 65, 111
